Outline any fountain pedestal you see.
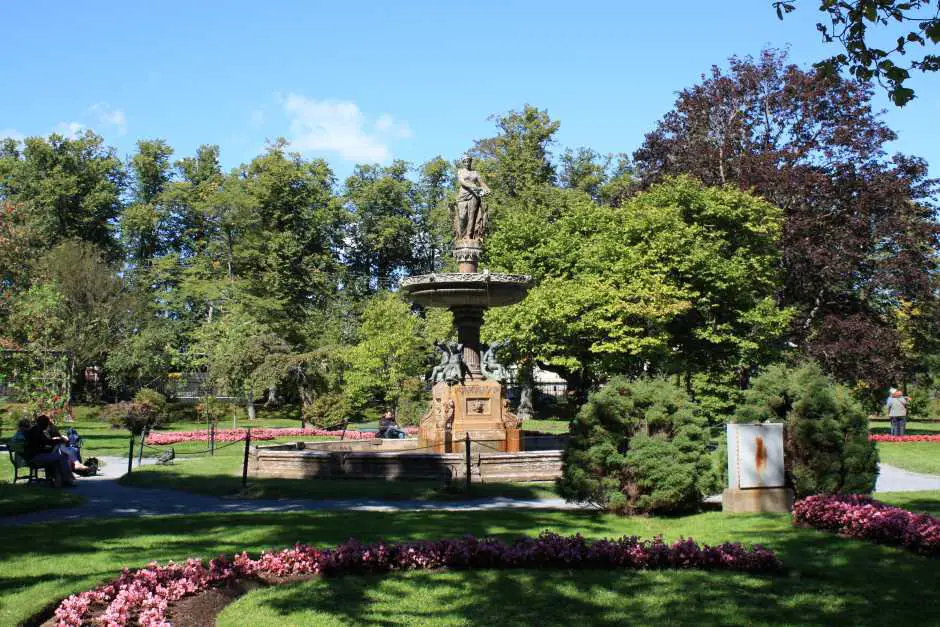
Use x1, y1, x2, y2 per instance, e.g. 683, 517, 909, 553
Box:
418, 380, 521, 454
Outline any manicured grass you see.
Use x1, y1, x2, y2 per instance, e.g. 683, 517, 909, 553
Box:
522, 418, 570, 434
0, 483, 84, 517
3, 496, 940, 626
869, 420, 940, 434
877, 442, 940, 475
119, 452, 559, 501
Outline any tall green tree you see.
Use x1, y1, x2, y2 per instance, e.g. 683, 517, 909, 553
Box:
0, 131, 126, 260
9, 241, 127, 388
484, 177, 791, 405
413, 156, 454, 274
121, 139, 175, 268
472, 105, 560, 199
634, 49, 938, 388
344, 161, 417, 291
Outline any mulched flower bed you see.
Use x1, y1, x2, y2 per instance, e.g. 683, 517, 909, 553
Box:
792, 494, 940, 557
145, 426, 418, 446
52, 532, 782, 626
869, 434, 940, 443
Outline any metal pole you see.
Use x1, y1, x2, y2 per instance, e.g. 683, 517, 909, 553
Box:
127, 436, 134, 474
242, 427, 251, 487
465, 432, 472, 490
137, 427, 146, 466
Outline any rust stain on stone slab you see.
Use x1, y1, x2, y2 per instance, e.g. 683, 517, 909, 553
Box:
755, 436, 767, 478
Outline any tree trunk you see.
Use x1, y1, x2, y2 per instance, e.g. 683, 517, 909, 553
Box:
246, 397, 256, 420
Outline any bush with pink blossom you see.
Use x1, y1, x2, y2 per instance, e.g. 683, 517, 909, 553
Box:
869, 434, 940, 443
145, 426, 418, 446
54, 532, 782, 626
792, 494, 940, 556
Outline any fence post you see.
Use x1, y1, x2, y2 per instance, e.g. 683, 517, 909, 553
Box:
137, 427, 147, 466
127, 436, 134, 474
465, 432, 472, 491
241, 427, 251, 488
210, 422, 215, 456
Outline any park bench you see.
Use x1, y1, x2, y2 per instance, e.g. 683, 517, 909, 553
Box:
5, 440, 47, 484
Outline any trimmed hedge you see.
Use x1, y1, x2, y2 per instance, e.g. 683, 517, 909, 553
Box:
559, 377, 712, 514
734, 362, 878, 498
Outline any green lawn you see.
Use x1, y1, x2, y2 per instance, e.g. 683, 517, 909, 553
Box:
877, 442, 940, 475
869, 419, 940, 434
0, 483, 84, 517
119, 452, 559, 501
1, 492, 939, 626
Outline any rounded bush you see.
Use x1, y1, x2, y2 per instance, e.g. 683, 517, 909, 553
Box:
559, 377, 710, 514
734, 362, 878, 497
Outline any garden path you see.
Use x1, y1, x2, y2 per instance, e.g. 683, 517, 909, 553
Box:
875, 463, 940, 493
3, 459, 937, 527
0, 455, 584, 526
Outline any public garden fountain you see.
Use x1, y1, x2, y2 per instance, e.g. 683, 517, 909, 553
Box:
401, 156, 532, 452
248, 156, 560, 484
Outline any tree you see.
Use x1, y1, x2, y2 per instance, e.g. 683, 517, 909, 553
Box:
0, 131, 126, 260
774, 1, 940, 105
344, 161, 417, 291
634, 49, 938, 388
734, 362, 878, 496
236, 141, 346, 335
343, 291, 447, 418
559, 377, 712, 514
122, 139, 175, 268
483, 177, 791, 405
0, 202, 37, 324
191, 303, 288, 419
413, 156, 454, 274
9, 241, 127, 390
471, 105, 560, 200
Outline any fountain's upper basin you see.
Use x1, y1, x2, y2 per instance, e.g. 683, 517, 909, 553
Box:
401, 272, 532, 308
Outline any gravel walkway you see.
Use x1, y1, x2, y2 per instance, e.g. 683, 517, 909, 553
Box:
0, 456, 585, 526
875, 463, 940, 493
3, 458, 937, 527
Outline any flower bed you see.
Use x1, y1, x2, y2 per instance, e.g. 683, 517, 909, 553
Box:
792, 494, 940, 556
145, 426, 418, 446
869, 434, 940, 443
54, 533, 782, 626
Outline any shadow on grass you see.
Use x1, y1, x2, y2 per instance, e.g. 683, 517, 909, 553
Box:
0, 482, 85, 517
5, 499, 940, 626
118, 464, 559, 502
221, 523, 940, 626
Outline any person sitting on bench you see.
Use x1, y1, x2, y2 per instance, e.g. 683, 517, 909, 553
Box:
47, 418, 93, 475
378, 409, 405, 439
25, 415, 77, 487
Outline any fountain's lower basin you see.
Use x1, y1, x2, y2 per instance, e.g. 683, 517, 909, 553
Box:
248, 438, 564, 483
400, 272, 532, 308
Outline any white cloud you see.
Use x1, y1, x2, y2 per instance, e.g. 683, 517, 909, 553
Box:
374, 113, 412, 139
89, 103, 127, 135
54, 121, 85, 138
0, 128, 24, 142
250, 108, 266, 126
281, 94, 412, 163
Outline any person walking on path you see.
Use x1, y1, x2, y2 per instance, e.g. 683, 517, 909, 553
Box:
886, 388, 910, 436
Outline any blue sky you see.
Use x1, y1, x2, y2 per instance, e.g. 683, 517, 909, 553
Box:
2, 1, 938, 181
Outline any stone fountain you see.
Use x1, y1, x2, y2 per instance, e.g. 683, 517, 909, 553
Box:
401, 156, 531, 453
248, 157, 562, 485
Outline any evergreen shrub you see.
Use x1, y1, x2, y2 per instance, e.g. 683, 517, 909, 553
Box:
734, 362, 878, 497
559, 377, 711, 514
